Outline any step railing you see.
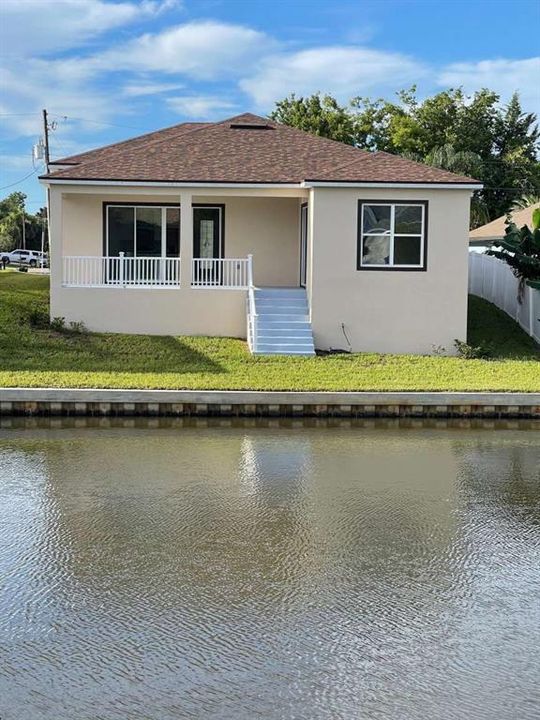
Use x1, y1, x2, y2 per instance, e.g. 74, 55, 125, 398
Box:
191, 257, 249, 288
246, 254, 258, 353
62, 254, 181, 287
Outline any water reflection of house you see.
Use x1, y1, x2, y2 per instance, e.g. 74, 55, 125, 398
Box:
35, 428, 319, 591
37, 428, 464, 574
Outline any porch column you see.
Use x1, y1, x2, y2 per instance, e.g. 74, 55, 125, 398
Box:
180, 191, 193, 288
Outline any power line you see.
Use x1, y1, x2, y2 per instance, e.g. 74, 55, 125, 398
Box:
48, 114, 145, 131
0, 111, 144, 130
0, 167, 41, 191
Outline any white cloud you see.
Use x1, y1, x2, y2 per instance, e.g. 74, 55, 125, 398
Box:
123, 82, 184, 97
0, 60, 120, 138
166, 95, 236, 118
95, 21, 271, 79
240, 46, 426, 108
438, 57, 540, 115
0, 154, 34, 171
0, 0, 182, 141
0, 18, 268, 140
0, 0, 179, 56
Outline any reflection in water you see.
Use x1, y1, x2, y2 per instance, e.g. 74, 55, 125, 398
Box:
0, 421, 539, 720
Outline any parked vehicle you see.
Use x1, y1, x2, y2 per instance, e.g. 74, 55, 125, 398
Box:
0, 249, 48, 267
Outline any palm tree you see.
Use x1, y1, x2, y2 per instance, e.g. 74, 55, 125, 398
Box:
511, 194, 540, 211
424, 144, 489, 228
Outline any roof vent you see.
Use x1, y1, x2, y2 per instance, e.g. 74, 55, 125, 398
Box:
229, 122, 272, 130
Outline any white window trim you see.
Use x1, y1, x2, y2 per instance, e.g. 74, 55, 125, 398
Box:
105, 204, 180, 258
359, 202, 426, 269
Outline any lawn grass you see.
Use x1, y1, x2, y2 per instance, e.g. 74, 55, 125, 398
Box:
0, 272, 538, 392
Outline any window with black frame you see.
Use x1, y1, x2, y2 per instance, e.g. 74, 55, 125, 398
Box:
358, 201, 427, 270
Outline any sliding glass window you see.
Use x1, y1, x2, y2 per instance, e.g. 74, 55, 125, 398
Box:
106, 205, 180, 258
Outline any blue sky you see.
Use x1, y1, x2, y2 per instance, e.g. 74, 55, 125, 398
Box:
1, 0, 539, 210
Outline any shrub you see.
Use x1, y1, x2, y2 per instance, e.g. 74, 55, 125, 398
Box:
68, 320, 88, 334
28, 305, 49, 329
454, 339, 492, 359
50, 316, 66, 332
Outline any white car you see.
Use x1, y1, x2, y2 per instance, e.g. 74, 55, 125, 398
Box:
1, 249, 48, 267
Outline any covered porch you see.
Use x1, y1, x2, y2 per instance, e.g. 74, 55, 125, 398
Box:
58, 188, 309, 291
50, 185, 314, 353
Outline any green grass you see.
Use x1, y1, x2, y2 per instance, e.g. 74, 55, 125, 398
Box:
0, 272, 538, 392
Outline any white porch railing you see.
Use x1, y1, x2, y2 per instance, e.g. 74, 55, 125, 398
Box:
246, 254, 258, 353
191, 257, 250, 288
62, 254, 254, 291
62, 254, 181, 287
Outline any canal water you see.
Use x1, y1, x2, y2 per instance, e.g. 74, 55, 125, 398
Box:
1, 420, 539, 720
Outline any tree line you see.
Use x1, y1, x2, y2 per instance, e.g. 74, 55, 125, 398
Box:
271, 87, 540, 227
0, 192, 47, 253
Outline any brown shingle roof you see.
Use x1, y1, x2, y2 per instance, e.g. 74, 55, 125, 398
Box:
48, 122, 209, 167
42, 113, 479, 185
469, 202, 540, 241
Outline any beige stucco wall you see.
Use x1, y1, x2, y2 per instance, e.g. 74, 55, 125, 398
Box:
50, 286, 247, 336
308, 187, 472, 355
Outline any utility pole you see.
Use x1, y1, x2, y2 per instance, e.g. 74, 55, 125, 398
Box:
42, 109, 50, 173
41, 109, 51, 268
21, 205, 26, 250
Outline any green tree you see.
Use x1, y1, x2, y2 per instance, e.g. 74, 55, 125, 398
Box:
423, 144, 489, 227
270, 93, 356, 144
482, 93, 540, 219
0, 192, 46, 252
272, 88, 540, 226
0, 192, 26, 252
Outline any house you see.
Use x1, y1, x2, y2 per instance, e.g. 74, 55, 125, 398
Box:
40, 113, 481, 355
469, 202, 540, 250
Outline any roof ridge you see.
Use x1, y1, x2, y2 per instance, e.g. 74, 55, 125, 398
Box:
215, 112, 275, 126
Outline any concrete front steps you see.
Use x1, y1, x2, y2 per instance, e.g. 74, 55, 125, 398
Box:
252, 287, 315, 356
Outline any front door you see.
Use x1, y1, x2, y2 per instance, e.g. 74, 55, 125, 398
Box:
193, 207, 222, 284
300, 203, 308, 287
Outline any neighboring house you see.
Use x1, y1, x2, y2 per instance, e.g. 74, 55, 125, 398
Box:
469, 202, 540, 250
40, 113, 480, 355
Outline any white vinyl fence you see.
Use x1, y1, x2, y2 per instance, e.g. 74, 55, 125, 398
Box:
468, 251, 540, 344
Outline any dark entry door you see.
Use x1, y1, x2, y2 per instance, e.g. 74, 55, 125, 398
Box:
193, 207, 221, 258
193, 207, 222, 285
300, 203, 308, 287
